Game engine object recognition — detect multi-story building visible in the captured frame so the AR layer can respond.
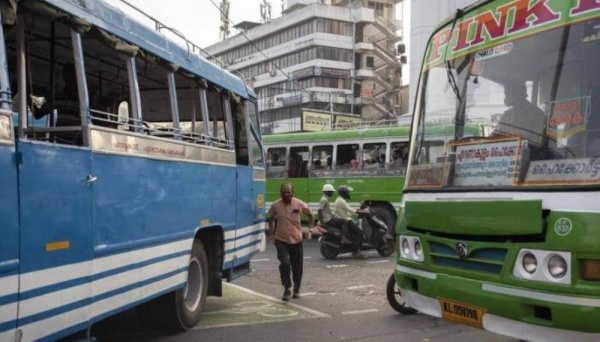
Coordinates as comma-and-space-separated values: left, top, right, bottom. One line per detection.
204, 0, 405, 134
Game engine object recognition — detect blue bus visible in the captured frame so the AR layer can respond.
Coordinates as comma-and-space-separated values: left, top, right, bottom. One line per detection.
0, 0, 266, 340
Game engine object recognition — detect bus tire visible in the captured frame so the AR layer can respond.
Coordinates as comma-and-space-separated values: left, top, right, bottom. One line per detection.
159, 239, 209, 331
320, 243, 339, 259
386, 274, 417, 315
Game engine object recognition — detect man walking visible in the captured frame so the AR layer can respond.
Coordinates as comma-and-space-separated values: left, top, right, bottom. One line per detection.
267, 183, 314, 301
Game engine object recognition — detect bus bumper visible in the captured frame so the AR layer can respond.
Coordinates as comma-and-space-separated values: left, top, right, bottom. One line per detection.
395, 264, 600, 341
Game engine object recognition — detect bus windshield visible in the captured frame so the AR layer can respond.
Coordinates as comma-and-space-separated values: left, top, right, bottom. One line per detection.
409, 10, 600, 190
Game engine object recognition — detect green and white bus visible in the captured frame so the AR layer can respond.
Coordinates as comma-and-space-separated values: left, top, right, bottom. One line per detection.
394, 0, 600, 340
264, 126, 412, 227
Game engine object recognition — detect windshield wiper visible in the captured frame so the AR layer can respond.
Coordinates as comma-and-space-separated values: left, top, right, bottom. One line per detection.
444, 8, 464, 104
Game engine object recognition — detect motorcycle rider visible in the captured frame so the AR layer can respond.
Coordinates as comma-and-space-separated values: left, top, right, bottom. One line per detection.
334, 186, 366, 258
318, 183, 350, 243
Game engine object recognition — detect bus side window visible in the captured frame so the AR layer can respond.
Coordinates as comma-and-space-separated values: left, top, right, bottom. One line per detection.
312, 145, 333, 170
289, 146, 308, 178
337, 143, 358, 168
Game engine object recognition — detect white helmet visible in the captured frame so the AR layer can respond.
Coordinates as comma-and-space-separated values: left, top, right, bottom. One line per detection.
322, 183, 335, 192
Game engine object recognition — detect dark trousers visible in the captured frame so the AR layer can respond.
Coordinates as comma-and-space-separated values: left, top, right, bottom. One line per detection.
274, 240, 303, 291
326, 218, 363, 251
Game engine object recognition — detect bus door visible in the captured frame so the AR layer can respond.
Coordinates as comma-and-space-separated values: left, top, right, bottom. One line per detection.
16, 141, 94, 330
0, 109, 19, 338
232, 99, 257, 272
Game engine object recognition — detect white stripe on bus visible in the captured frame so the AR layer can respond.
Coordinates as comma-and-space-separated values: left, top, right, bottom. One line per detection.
0, 302, 17, 325
403, 192, 600, 212
20, 239, 191, 292
21, 273, 185, 341
0, 274, 17, 297
224, 243, 262, 263
0, 329, 16, 342
224, 233, 264, 251
19, 255, 189, 319
224, 222, 265, 240
483, 284, 600, 307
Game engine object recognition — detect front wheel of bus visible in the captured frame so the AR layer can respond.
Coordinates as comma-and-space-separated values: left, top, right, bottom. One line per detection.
386, 274, 417, 315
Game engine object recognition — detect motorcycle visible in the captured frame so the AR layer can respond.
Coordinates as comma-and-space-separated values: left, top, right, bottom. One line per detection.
316, 203, 395, 259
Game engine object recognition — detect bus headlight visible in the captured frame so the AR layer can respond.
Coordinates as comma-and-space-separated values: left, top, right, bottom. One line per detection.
513, 249, 571, 284
414, 240, 422, 257
548, 255, 567, 278
522, 253, 537, 274
401, 238, 410, 256
398, 235, 424, 262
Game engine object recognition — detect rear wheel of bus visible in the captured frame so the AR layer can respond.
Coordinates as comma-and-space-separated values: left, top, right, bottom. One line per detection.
138, 239, 208, 331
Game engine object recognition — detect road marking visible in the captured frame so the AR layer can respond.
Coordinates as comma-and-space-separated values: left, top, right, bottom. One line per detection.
342, 309, 379, 315
299, 292, 316, 297
226, 282, 330, 318
367, 260, 390, 264
326, 264, 348, 268
346, 284, 375, 290
252, 258, 270, 262
303, 256, 312, 259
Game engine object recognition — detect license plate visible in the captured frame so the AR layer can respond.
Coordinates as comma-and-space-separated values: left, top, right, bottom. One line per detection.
438, 298, 486, 328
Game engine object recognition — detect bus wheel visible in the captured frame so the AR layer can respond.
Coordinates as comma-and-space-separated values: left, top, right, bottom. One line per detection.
160, 239, 209, 331
320, 243, 339, 259
386, 274, 417, 314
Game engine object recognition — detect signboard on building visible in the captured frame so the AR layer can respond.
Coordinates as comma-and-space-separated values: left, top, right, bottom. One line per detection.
302, 111, 331, 131
334, 115, 361, 130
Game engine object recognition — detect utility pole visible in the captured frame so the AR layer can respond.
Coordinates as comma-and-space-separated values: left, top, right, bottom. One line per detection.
219, 0, 230, 40
260, 0, 272, 23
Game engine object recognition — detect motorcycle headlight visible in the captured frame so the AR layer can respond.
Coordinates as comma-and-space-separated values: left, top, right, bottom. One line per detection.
522, 253, 537, 274
548, 255, 567, 278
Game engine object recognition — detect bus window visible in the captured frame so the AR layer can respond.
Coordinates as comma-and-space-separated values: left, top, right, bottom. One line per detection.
267, 147, 286, 167
337, 143, 359, 168
289, 146, 309, 178
390, 142, 409, 167
363, 143, 385, 168
312, 145, 333, 169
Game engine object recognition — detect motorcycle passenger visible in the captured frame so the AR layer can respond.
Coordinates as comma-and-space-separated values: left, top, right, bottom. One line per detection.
318, 183, 349, 242
334, 186, 366, 258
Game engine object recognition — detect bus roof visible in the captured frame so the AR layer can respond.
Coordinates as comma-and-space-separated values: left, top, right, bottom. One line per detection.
262, 126, 412, 145
263, 123, 484, 145
42, 0, 251, 99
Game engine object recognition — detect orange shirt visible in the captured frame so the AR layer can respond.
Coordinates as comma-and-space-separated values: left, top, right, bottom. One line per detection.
268, 197, 311, 244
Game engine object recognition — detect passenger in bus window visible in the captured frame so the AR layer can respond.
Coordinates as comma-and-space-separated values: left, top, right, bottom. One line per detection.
379, 154, 386, 167
392, 150, 403, 166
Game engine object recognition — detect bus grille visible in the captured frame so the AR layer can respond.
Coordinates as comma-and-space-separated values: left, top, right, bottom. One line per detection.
429, 241, 507, 274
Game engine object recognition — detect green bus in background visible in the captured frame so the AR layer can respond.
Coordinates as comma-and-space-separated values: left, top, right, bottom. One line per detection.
393, 0, 600, 340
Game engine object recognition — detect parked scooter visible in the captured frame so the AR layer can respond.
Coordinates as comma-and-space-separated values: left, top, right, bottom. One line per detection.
316, 203, 395, 259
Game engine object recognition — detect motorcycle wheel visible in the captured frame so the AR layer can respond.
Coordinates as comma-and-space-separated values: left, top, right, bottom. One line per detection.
386, 273, 417, 314
320, 243, 339, 260
377, 238, 395, 257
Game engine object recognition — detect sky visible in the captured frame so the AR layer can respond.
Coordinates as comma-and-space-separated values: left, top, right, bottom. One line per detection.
106, 0, 409, 84
106, 0, 284, 48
